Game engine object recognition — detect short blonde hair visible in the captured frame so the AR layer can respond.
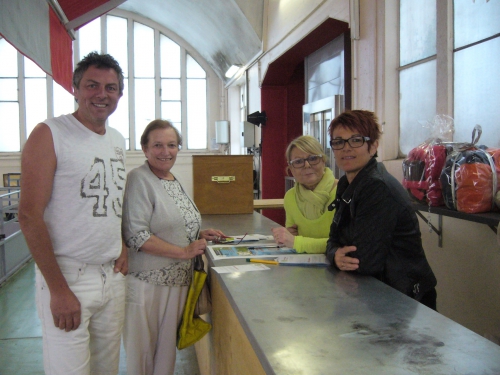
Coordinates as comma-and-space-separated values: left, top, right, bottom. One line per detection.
285, 135, 327, 164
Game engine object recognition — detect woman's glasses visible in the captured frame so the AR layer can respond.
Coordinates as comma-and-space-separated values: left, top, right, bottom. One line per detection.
330, 136, 370, 150
288, 155, 322, 169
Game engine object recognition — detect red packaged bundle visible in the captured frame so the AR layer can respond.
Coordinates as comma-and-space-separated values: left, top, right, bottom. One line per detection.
402, 143, 447, 206
402, 115, 455, 206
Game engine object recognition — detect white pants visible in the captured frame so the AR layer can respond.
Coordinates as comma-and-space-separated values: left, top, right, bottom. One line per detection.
35, 259, 126, 375
123, 276, 188, 375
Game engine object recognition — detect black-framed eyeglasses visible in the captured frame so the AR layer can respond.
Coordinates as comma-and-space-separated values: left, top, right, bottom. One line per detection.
330, 136, 370, 150
288, 155, 322, 169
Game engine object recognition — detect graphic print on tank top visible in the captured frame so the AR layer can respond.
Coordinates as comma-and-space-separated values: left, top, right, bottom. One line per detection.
80, 146, 126, 218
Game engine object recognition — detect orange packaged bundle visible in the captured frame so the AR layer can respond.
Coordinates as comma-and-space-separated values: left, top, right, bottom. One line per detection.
440, 146, 498, 214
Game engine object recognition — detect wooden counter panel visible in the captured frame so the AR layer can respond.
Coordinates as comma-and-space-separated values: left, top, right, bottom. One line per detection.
212, 273, 266, 375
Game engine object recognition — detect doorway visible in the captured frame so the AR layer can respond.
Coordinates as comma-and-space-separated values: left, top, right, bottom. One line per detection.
303, 95, 344, 178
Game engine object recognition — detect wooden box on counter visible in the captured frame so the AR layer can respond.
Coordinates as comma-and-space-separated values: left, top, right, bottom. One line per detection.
193, 155, 254, 214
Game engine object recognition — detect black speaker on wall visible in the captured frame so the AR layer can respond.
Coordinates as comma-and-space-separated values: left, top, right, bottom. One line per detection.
247, 111, 267, 127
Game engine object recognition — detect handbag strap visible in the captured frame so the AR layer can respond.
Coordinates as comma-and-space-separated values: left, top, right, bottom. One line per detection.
191, 228, 205, 271
194, 254, 205, 271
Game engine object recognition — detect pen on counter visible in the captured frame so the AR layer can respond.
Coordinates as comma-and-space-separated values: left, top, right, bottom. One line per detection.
247, 245, 283, 249
235, 232, 248, 245
246, 258, 279, 265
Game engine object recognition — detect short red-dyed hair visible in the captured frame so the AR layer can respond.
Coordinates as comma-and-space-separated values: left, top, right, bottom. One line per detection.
328, 110, 382, 148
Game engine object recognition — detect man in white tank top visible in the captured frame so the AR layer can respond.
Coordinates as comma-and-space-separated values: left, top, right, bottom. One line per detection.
19, 52, 127, 375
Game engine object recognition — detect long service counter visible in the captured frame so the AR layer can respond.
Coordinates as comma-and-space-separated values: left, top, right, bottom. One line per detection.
197, 213, 500, 375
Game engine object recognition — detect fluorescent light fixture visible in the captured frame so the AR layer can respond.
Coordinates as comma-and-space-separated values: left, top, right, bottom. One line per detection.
225, 65, 241, 78
215, 121, 230, 144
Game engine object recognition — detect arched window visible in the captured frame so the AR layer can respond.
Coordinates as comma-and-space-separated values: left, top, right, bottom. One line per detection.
0, 10, 214, 152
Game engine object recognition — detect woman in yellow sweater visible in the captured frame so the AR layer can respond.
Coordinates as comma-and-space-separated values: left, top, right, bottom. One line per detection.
271, 135, 337, 253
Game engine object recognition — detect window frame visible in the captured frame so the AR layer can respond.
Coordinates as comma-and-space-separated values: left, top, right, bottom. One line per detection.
0, 9, 221, 155
398, 0, 500, 156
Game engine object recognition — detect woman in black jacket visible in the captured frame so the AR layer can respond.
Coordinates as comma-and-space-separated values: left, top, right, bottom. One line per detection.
326, 110, 437, 310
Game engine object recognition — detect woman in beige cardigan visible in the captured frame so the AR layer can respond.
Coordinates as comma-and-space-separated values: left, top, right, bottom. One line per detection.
122, 119, 224, 375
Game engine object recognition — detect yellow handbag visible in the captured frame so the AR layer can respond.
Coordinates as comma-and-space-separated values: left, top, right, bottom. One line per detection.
177, 255, 212, 349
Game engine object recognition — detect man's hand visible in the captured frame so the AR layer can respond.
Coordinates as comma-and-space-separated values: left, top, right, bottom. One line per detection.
114, 243, 128, 275
50, 289, 82, 332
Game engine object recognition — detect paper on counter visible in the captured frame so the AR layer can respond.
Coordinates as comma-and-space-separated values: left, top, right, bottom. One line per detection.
276, 254, 328, 265
208, 245, 295, 260
212, 263, 270, 273
215, 234, 273, 244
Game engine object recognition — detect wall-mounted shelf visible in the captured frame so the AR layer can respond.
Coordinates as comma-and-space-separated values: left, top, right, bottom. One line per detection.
413, 202, 500, 247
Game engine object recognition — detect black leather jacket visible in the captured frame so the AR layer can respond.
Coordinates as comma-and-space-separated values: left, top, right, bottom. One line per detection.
326, 158, 437, 301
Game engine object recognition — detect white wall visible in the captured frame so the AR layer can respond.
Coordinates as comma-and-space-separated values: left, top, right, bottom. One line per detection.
243, 0, 500, 343
125, 152, 196, 197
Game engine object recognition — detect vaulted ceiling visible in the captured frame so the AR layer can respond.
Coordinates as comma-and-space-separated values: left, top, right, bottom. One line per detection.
50, 0, 263, 82
117, 0, 264, 82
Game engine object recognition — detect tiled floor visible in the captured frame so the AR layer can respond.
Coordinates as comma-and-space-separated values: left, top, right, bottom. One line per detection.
0, 260, 199, 375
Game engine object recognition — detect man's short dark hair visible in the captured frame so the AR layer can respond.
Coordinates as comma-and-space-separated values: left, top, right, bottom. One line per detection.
73, 52, 125, 94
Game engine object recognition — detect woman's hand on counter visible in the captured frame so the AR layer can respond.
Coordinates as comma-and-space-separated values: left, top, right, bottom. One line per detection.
334, 246, 359, 271
200, 228, 226, 242
271, 226, 295, 248
287, 224, 298, 236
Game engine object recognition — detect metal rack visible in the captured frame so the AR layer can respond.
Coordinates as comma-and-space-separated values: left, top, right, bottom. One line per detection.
1, 187, 31, 285
413, 202, 500, 247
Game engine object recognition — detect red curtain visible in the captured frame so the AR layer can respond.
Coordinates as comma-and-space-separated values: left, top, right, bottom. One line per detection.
49, 7, 73, 93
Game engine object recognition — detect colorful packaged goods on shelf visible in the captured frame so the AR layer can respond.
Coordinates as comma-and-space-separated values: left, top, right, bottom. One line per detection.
440, 147, 499, 214
403, 119, 500, 214
402, 115, 455, 207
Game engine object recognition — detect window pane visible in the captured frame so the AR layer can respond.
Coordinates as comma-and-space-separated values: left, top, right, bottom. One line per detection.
79, 18, 101, 59
454, 38, 500, 148
161, 101, 181, 124
24, 56, 45, 77
309, 54, 343, 102
160, 34, 180, 78
400, 0, 436, 65
107, 15, 129, 77
0, 102, 20, 152
108, 82, 130, 148
161, 79, 180, 101
399, 60, 436, 154
186, 54, 206, 78
25, 78, 47, 136
53, 81, 75, 117
134, 23, 154, 77
187, 79, 207, 149
0, 39, 18, 77
134, 78, 155, 150
0, 79, 18, 101
454, 0, 500, 48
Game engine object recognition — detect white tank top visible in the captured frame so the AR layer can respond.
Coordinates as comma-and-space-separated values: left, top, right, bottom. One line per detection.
44, 114, 126, 264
